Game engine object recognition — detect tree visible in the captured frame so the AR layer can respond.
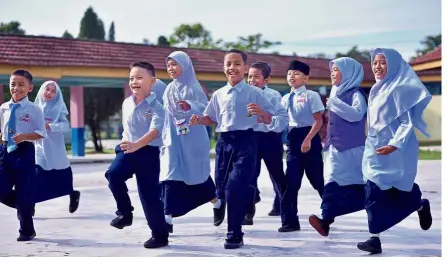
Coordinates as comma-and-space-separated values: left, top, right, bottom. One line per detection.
415, 34, 441, 57
108, 21, 115, 42
0, 21, 26, 35
78, 7, 105, 40
62, 30, 74, 39
83, 87, 123, 152
169, 23, 219, 49
224, 33, 281, 52
335, 45, 371, 62
157, 35, 170, 46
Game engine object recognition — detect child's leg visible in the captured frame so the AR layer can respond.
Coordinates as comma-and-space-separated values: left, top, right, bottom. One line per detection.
0, 144, 14, 206
105, 145, 135, 217
134, 146, 169, 242
304, 135, 324, 198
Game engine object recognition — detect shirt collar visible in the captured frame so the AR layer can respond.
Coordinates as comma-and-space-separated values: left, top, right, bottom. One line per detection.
291, 85, 306, 95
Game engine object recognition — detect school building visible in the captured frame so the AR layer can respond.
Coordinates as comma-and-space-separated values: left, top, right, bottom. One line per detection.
0, 35, 441, 155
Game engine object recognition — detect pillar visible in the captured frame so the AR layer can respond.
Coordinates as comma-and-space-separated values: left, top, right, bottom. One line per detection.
70, 86, 85, 156
0, 85, 4, 104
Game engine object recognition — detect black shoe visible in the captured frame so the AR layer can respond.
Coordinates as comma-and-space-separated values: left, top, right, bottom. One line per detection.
17, 231, 36, 242
166, 223, 173, 233
357, 237, 382, 254
267, 209, 281, 216
418, 198, 432, 231
242, 205, 256, 225
278, 223, 300, 232
213, 201, 226, 226
308, 214, 330, 237
224, 237, 244, 249
69, 191, 81, 213
110, 214, 133, 229
143, 237, 168, 249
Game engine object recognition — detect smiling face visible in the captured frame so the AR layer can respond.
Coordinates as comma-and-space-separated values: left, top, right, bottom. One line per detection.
330, 64, 342, 86
129, 66, 155, 98
9, 75, 33, 102
42, 83, 57, 102
224, 52, 248, 85
166, 58, 183, 79
287, 70, 308, 89
248, 67, 269, 88
373, 54, 387, 80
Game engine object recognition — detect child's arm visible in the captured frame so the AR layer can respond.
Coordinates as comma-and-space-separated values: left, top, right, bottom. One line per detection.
190, 93, 218, 126
48, 115, 70, 133
301, 92, 325, 153
326, 91, 367, 122
265, 93, 289, 132
376, 111, 413, 155
183, 85, 209, 114
12, 107, 47, 143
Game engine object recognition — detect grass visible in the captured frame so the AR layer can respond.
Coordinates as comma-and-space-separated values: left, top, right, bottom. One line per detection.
418, 150, 441, 160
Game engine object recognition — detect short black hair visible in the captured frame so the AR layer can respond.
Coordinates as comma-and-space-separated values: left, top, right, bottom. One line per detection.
130, 62, 156, 77
225, 49, 248, 64
249, 62, 271, 79
11, 69, 33, 84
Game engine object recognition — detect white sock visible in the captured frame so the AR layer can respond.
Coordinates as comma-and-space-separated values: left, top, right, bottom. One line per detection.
165, 215, 173, 225
418, 205, 424, 211
213, 199, 222, 209
370, 233, 380, 238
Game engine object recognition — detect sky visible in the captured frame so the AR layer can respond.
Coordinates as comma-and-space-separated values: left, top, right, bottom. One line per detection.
0, 0, 442, 61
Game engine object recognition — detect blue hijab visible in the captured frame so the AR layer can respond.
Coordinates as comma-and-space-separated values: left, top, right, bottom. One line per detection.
34, 80, 69, 123
368, 48, 431, 136
329, 57, 364, 96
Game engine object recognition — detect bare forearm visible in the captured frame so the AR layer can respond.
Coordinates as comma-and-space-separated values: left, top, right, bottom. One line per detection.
135, 129, 159, 148
305, 119, 323, 141
22, 132, 44, 141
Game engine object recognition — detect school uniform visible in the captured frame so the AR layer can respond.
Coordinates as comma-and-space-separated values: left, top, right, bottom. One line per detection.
204, 79, 276, 249
357, 48, 433, 254
244, 85, 288, 224
0, 96, 46, 240
152, 79, 167, 105
159, 51, 216, 230
308, 58, 367, 236
280, 85, 325, 231
105, 92, 168, 247
32, 82, 80, 211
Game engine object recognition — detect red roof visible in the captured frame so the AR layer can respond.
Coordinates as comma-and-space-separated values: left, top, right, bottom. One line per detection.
0, 34, 375, 81
410, 45, 442, 65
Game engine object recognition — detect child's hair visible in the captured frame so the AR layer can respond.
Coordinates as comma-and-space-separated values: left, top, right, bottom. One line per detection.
130, 62, 156, 77
12, 69, 33, 84
225, 49, 248, 64
250, 62, 271, 79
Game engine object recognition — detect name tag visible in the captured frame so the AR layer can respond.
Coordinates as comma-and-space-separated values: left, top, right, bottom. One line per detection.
296, 94, 307, 103
175, 118, 190, 135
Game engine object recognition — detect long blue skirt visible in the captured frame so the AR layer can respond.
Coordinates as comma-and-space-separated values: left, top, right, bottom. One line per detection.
34, 166, 74, 203
365, 180, 421, 234
160, 175, 216, 217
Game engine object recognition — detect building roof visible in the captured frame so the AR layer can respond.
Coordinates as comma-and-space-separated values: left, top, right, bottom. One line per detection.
0, 34, 375, 81
410, 45, 442, 65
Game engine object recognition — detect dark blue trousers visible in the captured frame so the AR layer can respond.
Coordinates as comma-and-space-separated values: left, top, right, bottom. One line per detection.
215, 129, 257, 240
0, 142, 36, 236
282, 127, 324, 227
251, 131, 285, 212
365, 180, 422, 234
105, 145, 168, 240
320, 182, 365, 222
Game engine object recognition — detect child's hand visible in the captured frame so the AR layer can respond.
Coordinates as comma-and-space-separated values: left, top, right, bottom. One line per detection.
45, 122, 51, 131
177, 101, 191, 111
301, 138, 311, 153
120, 141, 140, 154
376, 145, 397, 155
12, 133, 25, 144
256, 116, 263, 123
247, 103, 265, 116
189, 114, 202, 126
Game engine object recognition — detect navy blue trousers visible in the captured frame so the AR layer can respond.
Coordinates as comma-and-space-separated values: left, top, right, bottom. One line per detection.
34, 166, 74, 203
0, 142, 36, 236
282, 127, 324, 227
105, 145, 168, 240
320, 181, 365, 222
250, 131, 285, 212
365, 180, 422, 234
215, 129, 257, 240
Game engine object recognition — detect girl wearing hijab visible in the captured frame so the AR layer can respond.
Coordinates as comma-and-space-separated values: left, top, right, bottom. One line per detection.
309, 57, 367, 237
357, 48, 433, 254
34, 81, 80, 213
160, 51, 217, 233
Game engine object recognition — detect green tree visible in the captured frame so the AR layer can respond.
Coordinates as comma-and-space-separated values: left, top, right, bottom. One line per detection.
62, 30, 74, 39
157, 35, 170, 46
415, 34, 441, 57
0, 21, 25, 35
335, 45, 371, 61
224, 33, 281, 52
169, 23, 219, 48
108, 21, 115, 42
78, 7, 105, 40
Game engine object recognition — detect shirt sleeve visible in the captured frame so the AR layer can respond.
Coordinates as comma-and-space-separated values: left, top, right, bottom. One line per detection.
388, 111, 414, 149
326, 91, 367, 122
186, 85, 209, 115
149, 101, 165, 132
265, 92, 289, 132
48, 114, 70, 133
309, 92, 325, 114
203, 93, 218, 122
33, 106, 47, 138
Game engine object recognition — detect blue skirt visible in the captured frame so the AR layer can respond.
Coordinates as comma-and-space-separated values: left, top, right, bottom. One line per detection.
160, 175, 216, 217
365, 180, 421, 234
34, 166, 74, 203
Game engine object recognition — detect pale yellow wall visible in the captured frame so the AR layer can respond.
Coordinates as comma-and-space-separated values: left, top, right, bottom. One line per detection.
416, 95, 442, 142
